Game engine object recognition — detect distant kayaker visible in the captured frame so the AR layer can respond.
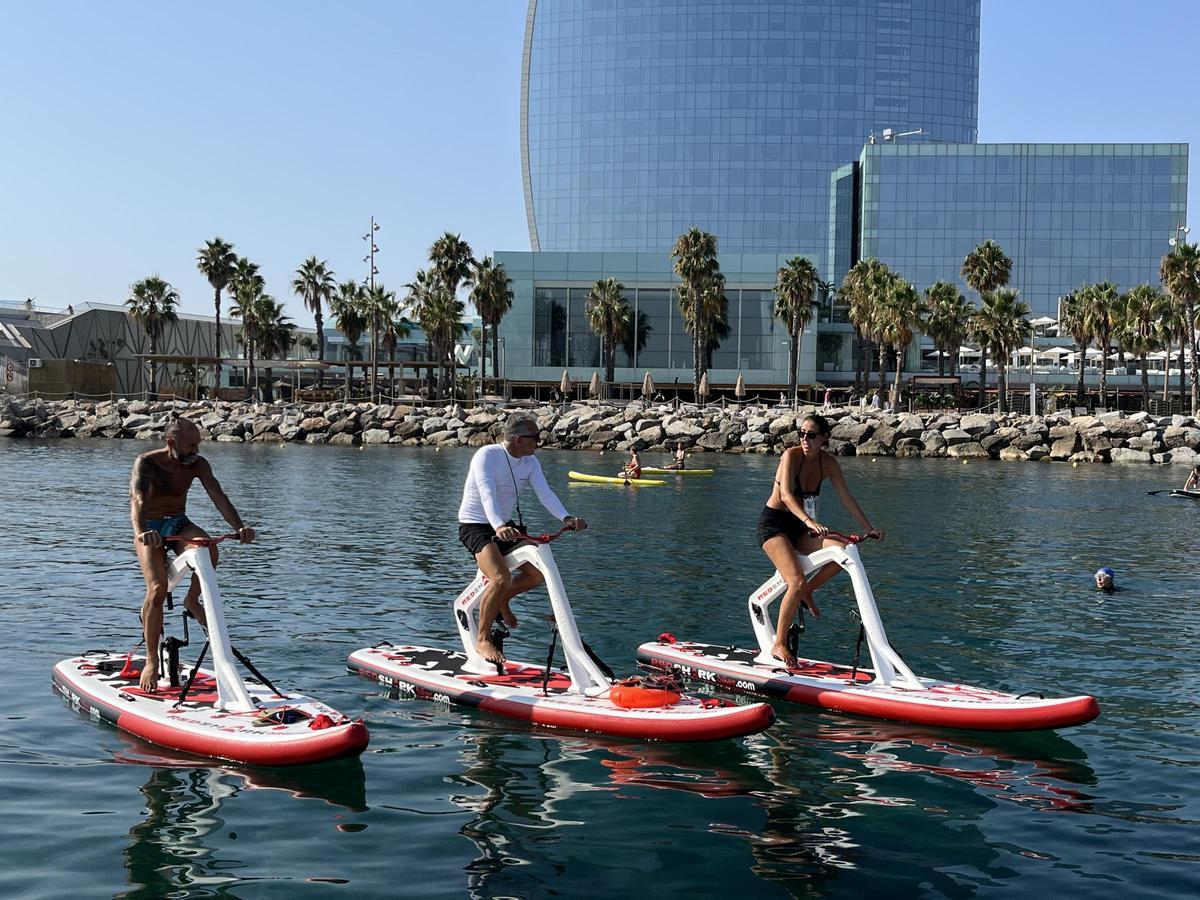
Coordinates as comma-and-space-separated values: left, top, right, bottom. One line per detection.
129, 417, 256, 693
458, 414, 588, 665
621, 448, 642, 480
668, 442, 686, 470
1185, 465, 1200, 491
756, 413, 883, 668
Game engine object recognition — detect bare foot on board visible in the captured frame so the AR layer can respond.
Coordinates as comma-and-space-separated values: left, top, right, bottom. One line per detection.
139, 661, 159, 692
477, 639, 506, 666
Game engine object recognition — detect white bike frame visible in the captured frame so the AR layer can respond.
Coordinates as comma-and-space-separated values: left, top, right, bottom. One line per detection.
166, 546, 256, 712
747, 542, 923, 690
453, 542, 611, 696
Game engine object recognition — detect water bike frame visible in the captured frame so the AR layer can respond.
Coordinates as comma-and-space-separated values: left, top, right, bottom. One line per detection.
749, 533, 923, 691
163, 534, 259, 712
453, 529, 612, 696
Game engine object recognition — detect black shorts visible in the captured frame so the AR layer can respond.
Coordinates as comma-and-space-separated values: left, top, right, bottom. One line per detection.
458, 521, 526, 558
755, 506, 809, 548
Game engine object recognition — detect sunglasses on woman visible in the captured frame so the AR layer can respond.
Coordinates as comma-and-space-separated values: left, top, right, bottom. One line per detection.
799, 430, 825, 441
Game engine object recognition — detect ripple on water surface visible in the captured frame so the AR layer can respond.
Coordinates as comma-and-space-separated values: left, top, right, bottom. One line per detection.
1, 439, 1198, 898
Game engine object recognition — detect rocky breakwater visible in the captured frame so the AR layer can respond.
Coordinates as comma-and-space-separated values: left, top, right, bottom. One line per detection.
2, 395, 1199, 465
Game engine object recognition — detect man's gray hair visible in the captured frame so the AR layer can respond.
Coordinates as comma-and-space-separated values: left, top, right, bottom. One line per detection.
165, 416, 198, 442
503, 414, 538, 441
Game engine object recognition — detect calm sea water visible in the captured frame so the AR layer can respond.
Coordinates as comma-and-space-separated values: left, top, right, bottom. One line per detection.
1, 438, 1198, 898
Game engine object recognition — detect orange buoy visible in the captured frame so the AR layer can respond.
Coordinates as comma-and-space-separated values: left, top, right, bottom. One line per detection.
610, 682, 681, 709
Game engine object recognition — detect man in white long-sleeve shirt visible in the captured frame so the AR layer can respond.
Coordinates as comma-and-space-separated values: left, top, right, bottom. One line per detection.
458, 414, 588, 664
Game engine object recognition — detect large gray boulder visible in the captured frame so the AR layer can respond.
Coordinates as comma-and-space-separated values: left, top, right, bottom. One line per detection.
870, 424, 899, 449
362, 428, 392, 444
895, 414, 925, 438
1049, 434, 1081, 459
946, 441, 989, 459
941, 428, 972, 446
1013, 432, 1048, 452
855, 439, 893, 457
960, 414, 998, 437
831, 421, 873, 443
1109, 447, 1153, 464
1163, 426, 1200, 449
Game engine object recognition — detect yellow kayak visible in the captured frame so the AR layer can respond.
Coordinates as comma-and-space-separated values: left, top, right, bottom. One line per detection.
641, 467, 715, 476
568, 471, 666, 486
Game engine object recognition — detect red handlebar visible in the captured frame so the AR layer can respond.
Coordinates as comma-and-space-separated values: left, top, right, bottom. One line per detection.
166, 533, 242, 547
523, 525, 577, 545
820, 530, 881, 545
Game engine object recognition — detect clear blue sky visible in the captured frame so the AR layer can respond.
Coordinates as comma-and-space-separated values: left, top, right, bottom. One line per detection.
1, 1, 1195, 323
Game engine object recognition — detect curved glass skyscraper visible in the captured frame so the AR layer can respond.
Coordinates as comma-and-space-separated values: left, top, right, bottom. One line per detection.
521, 0, 980, 254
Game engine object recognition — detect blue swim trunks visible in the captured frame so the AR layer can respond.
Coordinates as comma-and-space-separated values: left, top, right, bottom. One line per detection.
146, 515, 193, 549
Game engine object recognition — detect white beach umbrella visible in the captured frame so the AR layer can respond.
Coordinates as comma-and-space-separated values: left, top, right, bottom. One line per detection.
588, 371, 601, 398
1029, 316, 1057, 327
958, 346, 981, 356
698, 373, 710, 397
1037, 346, 1070, 359
734, 371, 746, 399
641, 371, 655, 398
559, 369, 572, 394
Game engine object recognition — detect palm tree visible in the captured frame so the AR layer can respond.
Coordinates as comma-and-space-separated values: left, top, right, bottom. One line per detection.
418, 286, 464, 399
1083, 281, 1119, 409
584, 277, 631, 390
971, 288, 1031, 413
773, 256, 819, 403
1059, 291, 1092, 408
196, 237, 236, 385
843, 258, 890, 390
329, 280, 367, 400
253, 296, 295, 403
923, 281, 972, 376
330, 280, 366, 358
875, 275, 925, 407
1154, 290, 1189, 403
470, 257, 514, 383
1160, 241, 1200, 412
380, 301, 412, 398
404, 268, 440, 395
961, 240, 1014, 406
292, 257, 337, 387
621, 309, 651, 366
671, 228, 725, 394
1117, 284, 1163, 410
125, 275, 180, 397
226, 257, 264, 398
361, 283, 396, 401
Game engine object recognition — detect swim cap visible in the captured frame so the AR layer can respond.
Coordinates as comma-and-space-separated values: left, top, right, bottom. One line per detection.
1095, 567, 1115, 579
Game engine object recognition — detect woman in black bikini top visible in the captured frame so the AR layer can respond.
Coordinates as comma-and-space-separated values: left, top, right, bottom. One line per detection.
755, 413, 884, 668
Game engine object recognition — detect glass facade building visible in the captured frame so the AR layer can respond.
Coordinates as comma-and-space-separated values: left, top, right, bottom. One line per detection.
502, 3, 1188, 389
850, 142, 1190, 317
495, 250, 826, 386
522, 0, 980, 255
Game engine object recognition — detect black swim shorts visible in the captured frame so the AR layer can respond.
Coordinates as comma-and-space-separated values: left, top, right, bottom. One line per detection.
458, 520, 527, 558
755, 506, 809, 548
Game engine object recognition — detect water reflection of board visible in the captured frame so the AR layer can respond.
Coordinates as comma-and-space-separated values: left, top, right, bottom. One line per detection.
636, 639, 1100, 732
348, 643, 774, 741
53, 652, 369, 765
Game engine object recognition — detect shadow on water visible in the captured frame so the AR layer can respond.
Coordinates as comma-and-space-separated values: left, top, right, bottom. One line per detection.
112, 736, 367, 899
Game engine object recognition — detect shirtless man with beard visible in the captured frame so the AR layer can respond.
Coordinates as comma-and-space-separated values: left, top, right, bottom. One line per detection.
129, 418, 255, 691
